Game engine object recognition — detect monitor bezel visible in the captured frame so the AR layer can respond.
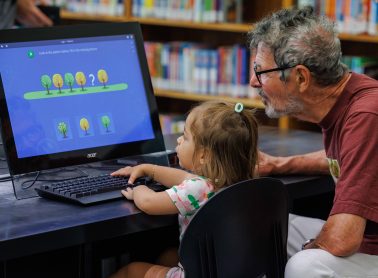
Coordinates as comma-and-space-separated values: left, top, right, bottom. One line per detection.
0, 22, 166, 175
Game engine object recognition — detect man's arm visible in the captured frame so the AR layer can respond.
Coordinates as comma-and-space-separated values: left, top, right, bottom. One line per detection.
16, 0, 52, 27
258, 150, 329, 176
304, 213, 366, 256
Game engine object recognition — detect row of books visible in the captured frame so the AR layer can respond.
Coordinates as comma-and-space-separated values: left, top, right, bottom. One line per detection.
46, 0, 124, 16
342, 55, 378, 78
159, 114, 186, 134
144, 41, 253, 98
298, 0, 378, 35
47, 0, 242, 21
133, 0, 243, 23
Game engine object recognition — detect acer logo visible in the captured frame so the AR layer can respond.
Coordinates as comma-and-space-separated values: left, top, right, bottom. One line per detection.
87, 153, 97, 158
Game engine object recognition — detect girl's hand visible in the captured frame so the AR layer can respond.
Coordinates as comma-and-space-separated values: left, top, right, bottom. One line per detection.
111, 164, 149, 184
121, 187, 134, 200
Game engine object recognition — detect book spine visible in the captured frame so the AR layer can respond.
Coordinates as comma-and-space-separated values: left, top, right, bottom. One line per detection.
368, 0, 378, 34
209, 50, 218, 95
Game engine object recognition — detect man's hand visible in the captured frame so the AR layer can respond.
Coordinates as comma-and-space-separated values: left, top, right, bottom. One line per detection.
16, 0, 53, 27
304, 213, 366, 256
256, 150, 277, 176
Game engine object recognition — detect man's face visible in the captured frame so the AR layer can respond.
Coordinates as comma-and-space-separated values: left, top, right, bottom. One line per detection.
250, 43, 303, 118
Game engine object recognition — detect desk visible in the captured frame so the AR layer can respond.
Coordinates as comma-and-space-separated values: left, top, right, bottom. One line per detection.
0, 126, 334, 276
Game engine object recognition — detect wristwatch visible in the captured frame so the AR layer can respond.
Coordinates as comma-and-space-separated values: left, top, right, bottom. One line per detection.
301, 238, 315, 250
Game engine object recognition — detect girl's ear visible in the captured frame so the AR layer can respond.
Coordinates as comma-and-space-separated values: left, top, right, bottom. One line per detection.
197, 147, 208, 165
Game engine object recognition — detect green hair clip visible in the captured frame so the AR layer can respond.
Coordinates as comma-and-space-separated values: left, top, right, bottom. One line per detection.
234, 102, 243, 113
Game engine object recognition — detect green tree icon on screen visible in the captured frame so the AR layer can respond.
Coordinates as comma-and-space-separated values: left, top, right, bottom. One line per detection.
53, 74, 64, 94
64, 73, 75, 92
41, 75, 52, 95
58, 122, 68, 138
80, 118, 90, 135
97, 69, 108, 88
101, 115, 111, 132
75, 72, 86, 91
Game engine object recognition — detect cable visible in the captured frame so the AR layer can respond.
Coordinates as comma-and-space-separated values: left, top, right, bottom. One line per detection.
3, 260, 6, 278
0, 176, 12, 182
21, 171, 40, 189
21, 167, 89, 190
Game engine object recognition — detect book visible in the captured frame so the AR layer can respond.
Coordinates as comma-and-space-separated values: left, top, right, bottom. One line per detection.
223, 0, 242, 23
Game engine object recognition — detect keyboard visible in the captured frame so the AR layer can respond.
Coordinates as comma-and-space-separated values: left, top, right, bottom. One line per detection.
35, 174, 166, 205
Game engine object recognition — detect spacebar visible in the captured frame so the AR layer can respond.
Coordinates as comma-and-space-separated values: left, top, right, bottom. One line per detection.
78, 190, 124, 205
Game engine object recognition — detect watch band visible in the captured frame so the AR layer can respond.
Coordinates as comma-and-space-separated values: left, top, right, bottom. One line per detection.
301, 238, 315, 250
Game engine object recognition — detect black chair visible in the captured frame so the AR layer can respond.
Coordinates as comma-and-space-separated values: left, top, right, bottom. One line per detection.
179, 177, 288, 278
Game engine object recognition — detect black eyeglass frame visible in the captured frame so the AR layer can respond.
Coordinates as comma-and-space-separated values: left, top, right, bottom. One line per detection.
253, 62, 297, 85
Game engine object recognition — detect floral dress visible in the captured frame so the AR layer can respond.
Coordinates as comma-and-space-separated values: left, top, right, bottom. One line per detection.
165, 176, 215, 278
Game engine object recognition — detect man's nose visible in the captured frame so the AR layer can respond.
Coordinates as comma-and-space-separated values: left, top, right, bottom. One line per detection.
249, 73, 261, 88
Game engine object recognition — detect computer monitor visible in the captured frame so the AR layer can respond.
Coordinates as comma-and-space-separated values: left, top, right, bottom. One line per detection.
0, 22, 165, 176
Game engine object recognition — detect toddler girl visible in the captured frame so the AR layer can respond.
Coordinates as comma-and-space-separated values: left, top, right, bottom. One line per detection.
110, 100, 259, 278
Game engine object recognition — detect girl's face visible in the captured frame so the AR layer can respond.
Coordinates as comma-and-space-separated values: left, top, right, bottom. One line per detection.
175, 114, 199, 172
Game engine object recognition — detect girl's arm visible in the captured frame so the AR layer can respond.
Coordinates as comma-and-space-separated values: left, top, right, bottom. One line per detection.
122, 186, 178, 215
112, 163, 196, 188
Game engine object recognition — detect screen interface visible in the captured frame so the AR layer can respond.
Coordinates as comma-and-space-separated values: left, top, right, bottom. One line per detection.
0, 35, 155, 159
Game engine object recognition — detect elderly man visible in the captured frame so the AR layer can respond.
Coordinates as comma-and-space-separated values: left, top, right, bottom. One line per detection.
248, 6, 378, 277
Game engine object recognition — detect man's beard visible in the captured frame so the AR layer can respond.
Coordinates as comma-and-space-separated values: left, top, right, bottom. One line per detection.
259, 90, 304, 118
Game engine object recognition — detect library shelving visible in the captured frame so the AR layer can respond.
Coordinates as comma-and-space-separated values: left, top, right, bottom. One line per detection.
59, 0, 378, 130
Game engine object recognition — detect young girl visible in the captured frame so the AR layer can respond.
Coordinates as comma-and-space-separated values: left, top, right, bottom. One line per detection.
109, 100, 259, 278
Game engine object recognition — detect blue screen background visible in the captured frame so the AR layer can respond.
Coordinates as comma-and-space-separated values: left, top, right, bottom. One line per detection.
0, 36, 155, 158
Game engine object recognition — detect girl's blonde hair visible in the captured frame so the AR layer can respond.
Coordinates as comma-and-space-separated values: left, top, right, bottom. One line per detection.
189, 101, 258, 190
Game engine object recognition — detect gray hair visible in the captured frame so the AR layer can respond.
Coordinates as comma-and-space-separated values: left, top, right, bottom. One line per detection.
248, 6, 348, 86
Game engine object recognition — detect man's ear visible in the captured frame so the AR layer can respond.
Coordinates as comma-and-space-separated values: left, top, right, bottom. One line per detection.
295, 65, 310, 92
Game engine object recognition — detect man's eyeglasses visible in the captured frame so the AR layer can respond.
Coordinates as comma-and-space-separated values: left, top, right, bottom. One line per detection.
253, 62, 296, 85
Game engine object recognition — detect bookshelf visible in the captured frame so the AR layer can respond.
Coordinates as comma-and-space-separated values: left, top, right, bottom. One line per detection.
61, 11, 251, 32
154, 88, 264, 108
59, 0, 378, 130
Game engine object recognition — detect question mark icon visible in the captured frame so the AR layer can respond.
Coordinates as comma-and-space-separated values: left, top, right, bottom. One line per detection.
89, 74, 95, 86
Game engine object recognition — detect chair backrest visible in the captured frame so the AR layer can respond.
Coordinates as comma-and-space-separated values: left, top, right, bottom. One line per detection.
179, 177, 288, 278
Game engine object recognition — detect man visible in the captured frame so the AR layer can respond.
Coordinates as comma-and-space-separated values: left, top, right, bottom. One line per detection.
248, 6, 378, 277
0, 0, 52, 29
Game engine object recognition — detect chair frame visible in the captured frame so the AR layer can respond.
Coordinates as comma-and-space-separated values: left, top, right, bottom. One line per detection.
179, 177, 288, 278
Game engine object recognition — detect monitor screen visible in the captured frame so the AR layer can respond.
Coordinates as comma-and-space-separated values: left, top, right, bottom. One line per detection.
0, 23, 165, 175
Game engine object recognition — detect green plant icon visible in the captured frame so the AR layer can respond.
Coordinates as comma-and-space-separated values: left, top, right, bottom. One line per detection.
41, 75, 52, 95
101, 115, 111, 132
64, 73, 75, 92
58, 122, 68, 138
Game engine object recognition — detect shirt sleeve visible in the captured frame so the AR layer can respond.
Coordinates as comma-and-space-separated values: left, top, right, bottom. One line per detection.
166, 176, 214, 217
331, 112, 378, 223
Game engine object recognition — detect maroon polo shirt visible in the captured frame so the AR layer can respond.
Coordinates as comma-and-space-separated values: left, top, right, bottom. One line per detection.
319, 72, 378, 255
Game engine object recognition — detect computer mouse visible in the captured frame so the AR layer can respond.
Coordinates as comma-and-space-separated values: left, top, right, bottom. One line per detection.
131, 176, 147, 186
